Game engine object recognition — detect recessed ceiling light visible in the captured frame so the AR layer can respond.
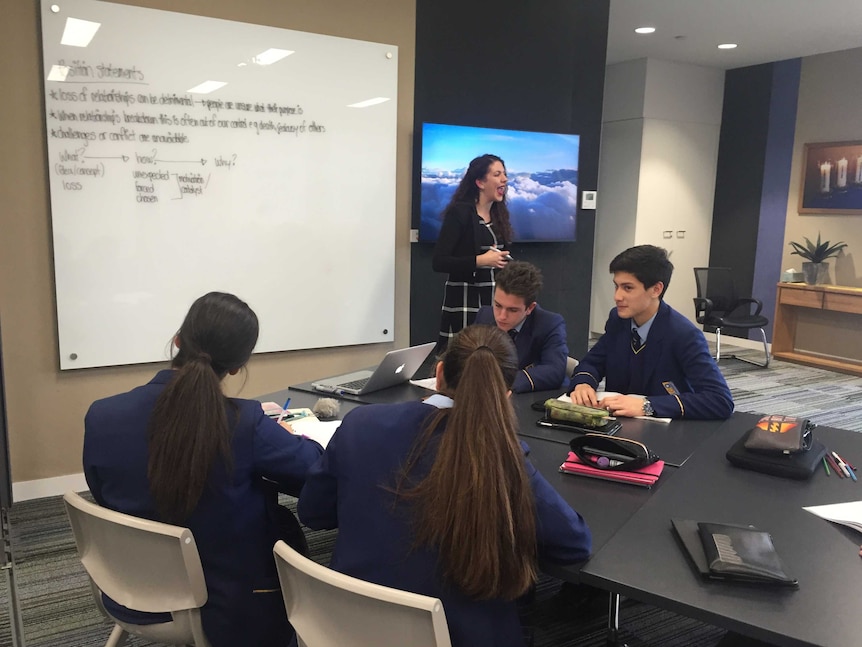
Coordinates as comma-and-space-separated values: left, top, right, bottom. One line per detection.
634, 26, 656, 34
187, 80, 227, 94
347, 97, 390, 108
60, 17, 101, 47
252, 48, 294, 66
718, 43, 738, 50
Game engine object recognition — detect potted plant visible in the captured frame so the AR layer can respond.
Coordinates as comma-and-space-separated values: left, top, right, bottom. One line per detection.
788, 233, 847, 285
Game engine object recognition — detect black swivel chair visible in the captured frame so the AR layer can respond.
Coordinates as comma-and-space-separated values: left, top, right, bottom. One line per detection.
693, 267, 770, 367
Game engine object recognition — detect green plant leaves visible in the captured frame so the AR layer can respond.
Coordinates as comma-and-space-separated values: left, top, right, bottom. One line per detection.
788, 232, 847, 263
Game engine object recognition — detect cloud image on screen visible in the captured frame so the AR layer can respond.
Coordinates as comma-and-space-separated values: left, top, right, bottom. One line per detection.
419, 123, 579, 242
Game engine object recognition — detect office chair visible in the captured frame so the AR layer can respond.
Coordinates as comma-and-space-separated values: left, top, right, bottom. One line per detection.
63, 491, 211, 647
273, 540, 452, 647
566, 356, 579, 377
693, 267, 770, 367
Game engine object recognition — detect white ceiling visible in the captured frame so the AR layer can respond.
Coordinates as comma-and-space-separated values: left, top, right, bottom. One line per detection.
607, 0, 862, 69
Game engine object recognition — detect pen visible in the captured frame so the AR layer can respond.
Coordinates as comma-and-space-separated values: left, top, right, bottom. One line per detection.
835, 451, 857, 482
826, 452, 843, 478
823, 457, 831, 476
832, 451, 852, 479
277, 397, 291, 424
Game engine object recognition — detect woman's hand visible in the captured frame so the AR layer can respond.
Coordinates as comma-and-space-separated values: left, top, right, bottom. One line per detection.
279, 421, 297, 434
476, 248, 510, 269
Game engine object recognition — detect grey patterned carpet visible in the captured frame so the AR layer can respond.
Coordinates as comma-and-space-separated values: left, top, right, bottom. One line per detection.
2, 345, 860, 647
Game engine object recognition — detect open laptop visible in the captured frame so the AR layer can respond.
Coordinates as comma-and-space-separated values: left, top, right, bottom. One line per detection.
311, 342, 436, 395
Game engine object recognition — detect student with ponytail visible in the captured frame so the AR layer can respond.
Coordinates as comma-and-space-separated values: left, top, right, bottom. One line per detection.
83, 292, 323, 647
298, 324, 590, 647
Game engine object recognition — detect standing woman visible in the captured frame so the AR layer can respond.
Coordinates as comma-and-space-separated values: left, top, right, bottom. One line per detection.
83, 292, 323, 647
433, 154, 514, 349
298, 324, 591, 647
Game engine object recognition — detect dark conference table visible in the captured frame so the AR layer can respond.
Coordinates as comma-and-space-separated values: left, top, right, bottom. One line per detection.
264, 382, 861, 646
579, 412, 862, 647
268, 383, 725, 557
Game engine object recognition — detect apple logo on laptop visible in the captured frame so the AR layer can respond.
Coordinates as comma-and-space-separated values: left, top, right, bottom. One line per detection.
395, 363, 405, 374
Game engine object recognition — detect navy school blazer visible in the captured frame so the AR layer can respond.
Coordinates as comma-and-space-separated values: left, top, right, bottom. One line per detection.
570, 301, 734, 420
83, 370, 324, 647
474, 304, 569, 393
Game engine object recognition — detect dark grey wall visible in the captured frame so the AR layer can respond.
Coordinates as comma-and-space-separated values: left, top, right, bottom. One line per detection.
710, 60, 800, 340
409, 0, 610, 359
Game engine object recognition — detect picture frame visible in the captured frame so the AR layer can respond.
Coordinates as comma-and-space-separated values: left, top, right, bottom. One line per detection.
798, 140, 862, 214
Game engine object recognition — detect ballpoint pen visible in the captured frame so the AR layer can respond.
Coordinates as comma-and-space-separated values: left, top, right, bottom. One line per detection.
832, 451, 852, 479
835, 451, 857, 482
277, 397, 291, 424
826, 452, 843, 478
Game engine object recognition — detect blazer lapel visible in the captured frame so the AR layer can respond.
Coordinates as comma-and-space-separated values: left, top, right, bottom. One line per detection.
640, 303, 670, 389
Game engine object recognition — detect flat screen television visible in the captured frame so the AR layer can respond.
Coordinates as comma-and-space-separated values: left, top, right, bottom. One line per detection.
418, 123, 580, 242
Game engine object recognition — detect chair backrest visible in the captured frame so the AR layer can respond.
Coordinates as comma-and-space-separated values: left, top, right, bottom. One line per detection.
63, 491, 208, 614
273, 540, 452, 647
693, 267, 737, 312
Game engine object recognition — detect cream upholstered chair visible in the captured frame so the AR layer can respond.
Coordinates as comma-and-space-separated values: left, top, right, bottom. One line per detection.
63, 491, 211, 647
273, 539, 451, 647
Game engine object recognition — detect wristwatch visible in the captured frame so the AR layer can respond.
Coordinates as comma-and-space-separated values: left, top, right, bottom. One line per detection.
642, 397, 655, 417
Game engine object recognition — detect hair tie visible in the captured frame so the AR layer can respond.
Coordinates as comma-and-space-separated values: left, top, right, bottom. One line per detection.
476, 344, 493, 352
197, 351, 212, 364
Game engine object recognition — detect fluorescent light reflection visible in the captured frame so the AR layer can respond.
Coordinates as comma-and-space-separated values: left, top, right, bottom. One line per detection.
252, 48, 294, 65
47, 65, 70, 82
61, 17, 101, 47
718, 43, 738, 50
634, 26, 656, 34
347, 97, 390, 108
187, 80, 227, 94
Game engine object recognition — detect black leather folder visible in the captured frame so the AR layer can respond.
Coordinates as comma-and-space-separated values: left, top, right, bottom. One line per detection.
671, 518, 798, 587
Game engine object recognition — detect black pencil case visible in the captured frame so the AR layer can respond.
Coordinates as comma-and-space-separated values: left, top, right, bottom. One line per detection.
726, 428, 826, 480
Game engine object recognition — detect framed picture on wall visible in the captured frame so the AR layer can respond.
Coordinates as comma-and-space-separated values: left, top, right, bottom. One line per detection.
799, 140, 862, 214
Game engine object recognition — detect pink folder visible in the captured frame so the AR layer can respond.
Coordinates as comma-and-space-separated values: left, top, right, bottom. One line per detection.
560, 451, 664, 488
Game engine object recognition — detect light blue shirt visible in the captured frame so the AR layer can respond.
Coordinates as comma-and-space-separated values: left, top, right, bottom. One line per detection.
424, 393, 454, 409
632, 311, 658, 345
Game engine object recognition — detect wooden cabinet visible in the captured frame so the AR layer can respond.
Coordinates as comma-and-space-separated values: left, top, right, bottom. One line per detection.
773, 283, 862, 376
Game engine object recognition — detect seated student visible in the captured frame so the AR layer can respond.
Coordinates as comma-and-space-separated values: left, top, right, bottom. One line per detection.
474, 261, 569, 393
298, 324, 591, 647
83, 292, 324, 647
570, 245, 733, 420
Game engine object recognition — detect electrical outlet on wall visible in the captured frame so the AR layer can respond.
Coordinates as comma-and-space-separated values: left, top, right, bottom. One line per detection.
581, 191, 597, 210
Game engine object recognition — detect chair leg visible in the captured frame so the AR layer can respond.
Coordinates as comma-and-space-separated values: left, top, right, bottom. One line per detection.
714, 327, 723, 361
714, 327, 770, 368
105, 624, 128, 647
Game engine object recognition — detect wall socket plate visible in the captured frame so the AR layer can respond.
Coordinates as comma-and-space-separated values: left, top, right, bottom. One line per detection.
581, 191, 597, 210
409, 229, 419, 242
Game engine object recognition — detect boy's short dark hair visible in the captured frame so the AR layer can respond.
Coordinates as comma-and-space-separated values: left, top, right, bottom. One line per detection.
609, 245, 673, 298
495, 261, 543, 306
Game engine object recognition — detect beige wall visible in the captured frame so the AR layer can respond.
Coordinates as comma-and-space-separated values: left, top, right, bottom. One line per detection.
0, 0, 415, 483
783, 47, 862, 287
593, 59, 724, 332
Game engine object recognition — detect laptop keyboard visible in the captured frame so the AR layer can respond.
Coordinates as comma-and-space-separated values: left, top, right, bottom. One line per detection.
338, 376, 371, 390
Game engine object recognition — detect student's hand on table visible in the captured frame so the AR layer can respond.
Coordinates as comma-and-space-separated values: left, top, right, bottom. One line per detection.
598, 393, 645, 418
570, 384, 599, 407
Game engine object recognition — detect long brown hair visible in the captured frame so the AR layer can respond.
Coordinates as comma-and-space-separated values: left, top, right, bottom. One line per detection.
147, 292, 259, 523
445, 154, 513, 244
398, 324, 537, 600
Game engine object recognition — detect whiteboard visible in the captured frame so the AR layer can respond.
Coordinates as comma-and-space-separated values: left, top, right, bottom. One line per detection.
40, 0, 398, 369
